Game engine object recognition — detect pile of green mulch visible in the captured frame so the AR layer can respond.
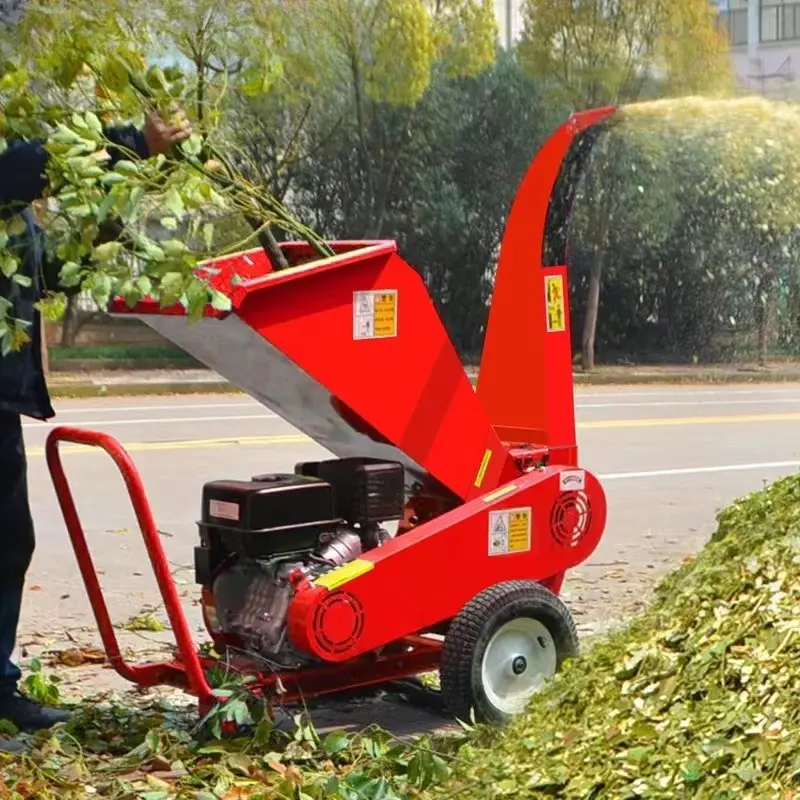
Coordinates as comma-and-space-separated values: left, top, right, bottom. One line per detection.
422, 472, 800, 799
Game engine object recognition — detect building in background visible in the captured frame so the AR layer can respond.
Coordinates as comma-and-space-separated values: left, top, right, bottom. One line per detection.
715, 0, 800, 93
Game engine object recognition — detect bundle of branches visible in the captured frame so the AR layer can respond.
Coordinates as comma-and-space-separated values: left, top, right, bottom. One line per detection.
0, 1, 334, 351
420, 470, 800, 798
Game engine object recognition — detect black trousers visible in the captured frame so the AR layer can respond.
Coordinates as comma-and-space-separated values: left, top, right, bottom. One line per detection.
0, 411, 35, 695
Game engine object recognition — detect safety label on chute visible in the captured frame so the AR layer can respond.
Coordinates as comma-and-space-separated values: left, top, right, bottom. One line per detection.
545, 275, 566, 333
488, 507, 532, 556
353, 290, 398, 339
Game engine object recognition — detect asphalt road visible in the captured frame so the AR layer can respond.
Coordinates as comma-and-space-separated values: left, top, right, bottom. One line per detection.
16, 383, 800, 730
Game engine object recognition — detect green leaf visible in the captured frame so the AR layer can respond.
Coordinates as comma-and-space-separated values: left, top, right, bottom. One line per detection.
124, 186, 146, 220
164, 189, 185, 219
323, 730, 350, 756
136, 238, 165, 263
158, 272, 185, 307
180, 133, 204, 158
733, 760, 761, 785
161, 239, 188, 258
113, 160, 140, 175
211, 291, 233, 311
92, 242, 122, 262
100, 55, 130, 93
90, 273, 113, 307
146, 66, 169, 92
7, 215, 26, 237
136, 275, 153, 297
100, 172, 127, 186
682, 760, 704, 784
203, 222, 214, 250
0, 254, 18, 278
37, 294, 67, 323
12, 273, 32, 288
96, 191, 117, 223
58, 261, 84, 288
160, 217, 178, 231
85, 111, 103, 134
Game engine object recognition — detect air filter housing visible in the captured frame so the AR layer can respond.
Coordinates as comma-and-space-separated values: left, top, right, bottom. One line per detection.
293, 457, 405, 526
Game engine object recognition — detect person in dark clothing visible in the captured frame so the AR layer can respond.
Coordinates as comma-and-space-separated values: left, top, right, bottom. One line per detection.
0, 109, 191, 751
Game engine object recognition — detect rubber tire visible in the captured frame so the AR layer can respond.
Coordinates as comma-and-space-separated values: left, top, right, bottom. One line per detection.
440, 580, 579, 725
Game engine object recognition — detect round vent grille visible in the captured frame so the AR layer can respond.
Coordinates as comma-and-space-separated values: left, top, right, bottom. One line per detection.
312, 591, 365, 656
550, 492, 592, 548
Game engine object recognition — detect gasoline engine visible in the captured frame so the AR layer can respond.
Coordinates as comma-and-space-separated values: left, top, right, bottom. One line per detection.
194, 457, 405, 668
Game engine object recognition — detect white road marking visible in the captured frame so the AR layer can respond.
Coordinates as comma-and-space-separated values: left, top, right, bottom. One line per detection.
575, 386, 800, 400
577, 397, 800, 409
49, 401, 260, 415
22, 413, 277, 429
599, 460, 800, 481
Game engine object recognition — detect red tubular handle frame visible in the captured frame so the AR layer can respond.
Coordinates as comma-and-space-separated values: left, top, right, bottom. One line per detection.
45, 426, 214, 706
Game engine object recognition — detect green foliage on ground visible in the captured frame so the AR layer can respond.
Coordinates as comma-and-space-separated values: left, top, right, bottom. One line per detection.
419, 471, 800, 799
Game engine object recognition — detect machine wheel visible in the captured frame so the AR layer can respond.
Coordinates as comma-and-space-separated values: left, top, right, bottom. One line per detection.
440, 581, 579, 725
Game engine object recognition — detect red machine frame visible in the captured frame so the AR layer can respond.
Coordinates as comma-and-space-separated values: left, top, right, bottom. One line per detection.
45, 106, 616, 715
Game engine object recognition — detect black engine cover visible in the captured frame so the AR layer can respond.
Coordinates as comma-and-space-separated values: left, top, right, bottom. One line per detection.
293, 457, 405, 525
196, 475, 339, 583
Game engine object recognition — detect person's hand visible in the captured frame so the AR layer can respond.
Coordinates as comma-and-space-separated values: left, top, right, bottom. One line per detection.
142, 105, 193, 156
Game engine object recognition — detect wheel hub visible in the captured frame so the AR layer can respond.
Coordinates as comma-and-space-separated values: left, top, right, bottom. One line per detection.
480, 617, 557, 716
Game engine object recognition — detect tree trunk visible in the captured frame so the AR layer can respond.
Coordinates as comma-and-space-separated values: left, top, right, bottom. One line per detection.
756, 271, 777, 367
60, 295, 78, 347
40, 314, 49, 378
581, 252, 603, 371
578, 147, 616, 372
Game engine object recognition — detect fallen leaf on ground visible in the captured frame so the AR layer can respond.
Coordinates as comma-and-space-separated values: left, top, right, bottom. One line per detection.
53, 647, 107, 667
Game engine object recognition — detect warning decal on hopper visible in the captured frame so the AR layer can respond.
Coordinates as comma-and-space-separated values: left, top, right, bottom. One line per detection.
544, 275, 565, 333
488, 507, 532, 556
353, 290, 398, 340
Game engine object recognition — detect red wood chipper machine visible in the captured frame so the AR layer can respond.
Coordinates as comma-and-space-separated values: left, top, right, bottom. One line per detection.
45, 107, 614, 725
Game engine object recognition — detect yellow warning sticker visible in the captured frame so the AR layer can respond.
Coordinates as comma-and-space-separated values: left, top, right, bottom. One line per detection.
488, 507, 532, 556
473, 449, 493, 488
353, 290, 398, 339
545, 275, 566, 333
314, 558, 374, 590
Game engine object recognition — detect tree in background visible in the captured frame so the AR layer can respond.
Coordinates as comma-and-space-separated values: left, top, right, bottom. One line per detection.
568, 97, 800, 365
517, 0, 734, 369
236, 0, 500, 241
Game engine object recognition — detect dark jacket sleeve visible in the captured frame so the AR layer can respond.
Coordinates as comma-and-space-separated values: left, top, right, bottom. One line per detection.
0, 141, 50, 216
0, 125, 150, 217
105, 126, 151, 164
